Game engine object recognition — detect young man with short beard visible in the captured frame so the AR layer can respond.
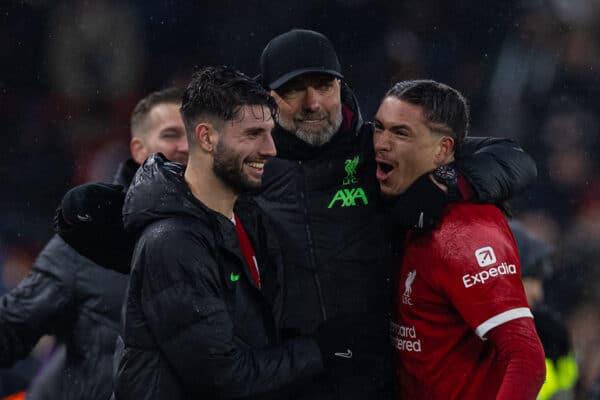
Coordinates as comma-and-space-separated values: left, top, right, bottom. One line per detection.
57, 30, 541, 400
373, 80, 545, 399
112, 66, 376, 399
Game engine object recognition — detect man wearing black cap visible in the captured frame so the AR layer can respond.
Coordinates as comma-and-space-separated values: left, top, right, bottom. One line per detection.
54, 30, 538, 399
256, 29, 538, 399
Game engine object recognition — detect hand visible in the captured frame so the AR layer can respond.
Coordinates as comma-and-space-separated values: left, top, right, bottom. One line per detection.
385, 172, 449, 232
57, 182, 125, 229
53, 183, 133, 274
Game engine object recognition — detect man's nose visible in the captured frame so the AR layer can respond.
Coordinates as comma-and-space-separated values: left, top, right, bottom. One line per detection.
260, 132, 277, 158
373, 130, 391, 152
302, 86, 322, 112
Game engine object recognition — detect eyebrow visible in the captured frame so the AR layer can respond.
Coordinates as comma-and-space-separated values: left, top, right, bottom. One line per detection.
244, 127, 266, 135
373, 119, 412, 131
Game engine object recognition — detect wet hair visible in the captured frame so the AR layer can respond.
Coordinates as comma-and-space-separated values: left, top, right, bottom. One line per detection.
386, 80, 469, 145
130, 86, 184, 138
180, 65, 278, 145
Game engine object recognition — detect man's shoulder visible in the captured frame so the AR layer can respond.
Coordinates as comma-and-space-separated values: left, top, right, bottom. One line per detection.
139, 216, 214, 250
441, 202, 507, 232
427, 203, 514, 267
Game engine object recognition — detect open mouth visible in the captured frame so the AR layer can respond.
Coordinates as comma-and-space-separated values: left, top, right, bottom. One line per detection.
376, 161, 394, 181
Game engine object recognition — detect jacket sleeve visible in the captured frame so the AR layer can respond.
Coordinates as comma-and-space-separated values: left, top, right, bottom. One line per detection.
139, 227, 322, 398
455, 137, 537, 202
0, 235, 76, 366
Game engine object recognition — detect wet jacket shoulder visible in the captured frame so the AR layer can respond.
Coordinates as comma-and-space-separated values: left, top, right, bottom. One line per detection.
455, 137, 537, 202
0, 234, 128, 400
115, 154, 322, 400
0, 161, 134, 400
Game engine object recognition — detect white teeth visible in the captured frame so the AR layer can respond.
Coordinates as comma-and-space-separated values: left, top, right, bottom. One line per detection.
247, 162, 264, 169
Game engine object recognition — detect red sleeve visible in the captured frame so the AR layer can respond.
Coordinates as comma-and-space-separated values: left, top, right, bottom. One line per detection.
487, 318, 546, 400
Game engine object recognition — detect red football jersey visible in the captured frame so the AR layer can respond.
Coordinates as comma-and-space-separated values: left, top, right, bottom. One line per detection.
392, 203, 532, 400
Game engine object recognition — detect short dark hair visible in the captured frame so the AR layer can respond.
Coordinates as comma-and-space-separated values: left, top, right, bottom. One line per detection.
130, 86, 184, 138
386, 80, 469, 144
180, 65, 277, 145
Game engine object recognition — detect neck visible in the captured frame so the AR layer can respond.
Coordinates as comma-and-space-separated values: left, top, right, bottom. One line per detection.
184, 156, 237, 219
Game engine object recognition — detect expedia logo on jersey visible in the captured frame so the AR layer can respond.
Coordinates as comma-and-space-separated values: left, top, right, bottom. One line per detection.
463, 247, 518, 288
327, 155, 369, 208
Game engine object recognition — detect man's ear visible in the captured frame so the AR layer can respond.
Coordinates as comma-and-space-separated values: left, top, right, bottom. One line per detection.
130, 137, 148, 165
195, 123, 217, 153
435, 136, 455, 165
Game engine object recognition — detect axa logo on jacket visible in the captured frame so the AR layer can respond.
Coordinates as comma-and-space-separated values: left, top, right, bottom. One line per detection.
327, 155, 369, 208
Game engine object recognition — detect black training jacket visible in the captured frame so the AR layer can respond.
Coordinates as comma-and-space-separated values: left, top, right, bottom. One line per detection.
113, 154, 322, 400
0, 159, 138, 399
0, 177, 132, 400
255, 83, 538, 399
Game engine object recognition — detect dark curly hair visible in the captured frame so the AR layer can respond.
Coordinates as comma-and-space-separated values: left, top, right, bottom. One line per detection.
180, 65, 278, 146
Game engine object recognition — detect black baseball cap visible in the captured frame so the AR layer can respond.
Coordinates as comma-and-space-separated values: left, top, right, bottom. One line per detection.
260, 29, 344, 90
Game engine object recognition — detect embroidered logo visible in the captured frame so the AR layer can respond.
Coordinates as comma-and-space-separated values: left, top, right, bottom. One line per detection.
328, 155, 368, 208
230, 273, 241, 282
343, 155, 359, 185
402, 270, 416, 305
475, 246, 496, 267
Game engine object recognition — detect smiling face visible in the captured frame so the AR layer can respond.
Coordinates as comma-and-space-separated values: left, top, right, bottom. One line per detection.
212, 104, 277, 192
373, 96, 454, 196
271, 73, 343, 146
131, 102, 189, 164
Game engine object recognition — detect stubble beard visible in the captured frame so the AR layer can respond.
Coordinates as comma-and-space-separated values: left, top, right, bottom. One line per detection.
279, 105, 343, 147
213, 141, 260, 194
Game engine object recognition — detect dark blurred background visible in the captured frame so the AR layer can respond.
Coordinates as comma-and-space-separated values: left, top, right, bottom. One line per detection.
2, 0, 600, 397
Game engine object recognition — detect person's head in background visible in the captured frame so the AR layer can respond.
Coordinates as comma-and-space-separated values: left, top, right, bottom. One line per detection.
260, 29, 344, 146
130, 87, 188, 165
509, 220, 553, 308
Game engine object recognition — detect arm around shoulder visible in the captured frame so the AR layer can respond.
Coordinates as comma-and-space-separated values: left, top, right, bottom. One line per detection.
455, 137, 537, 202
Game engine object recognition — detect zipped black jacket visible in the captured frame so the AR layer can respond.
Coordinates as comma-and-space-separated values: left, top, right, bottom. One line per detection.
113, 154, 322, 399
0, 160, 137, 400
254, 83, 537, 399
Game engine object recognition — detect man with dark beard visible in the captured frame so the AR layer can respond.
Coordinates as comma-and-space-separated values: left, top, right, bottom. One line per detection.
57, 31, 538, 400
112, 66, 376, 399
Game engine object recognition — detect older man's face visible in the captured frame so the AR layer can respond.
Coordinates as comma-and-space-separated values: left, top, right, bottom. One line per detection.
271, 73, 343, 146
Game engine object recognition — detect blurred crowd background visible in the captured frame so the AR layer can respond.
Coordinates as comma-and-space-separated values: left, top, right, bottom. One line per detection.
2, 0, 600, 398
